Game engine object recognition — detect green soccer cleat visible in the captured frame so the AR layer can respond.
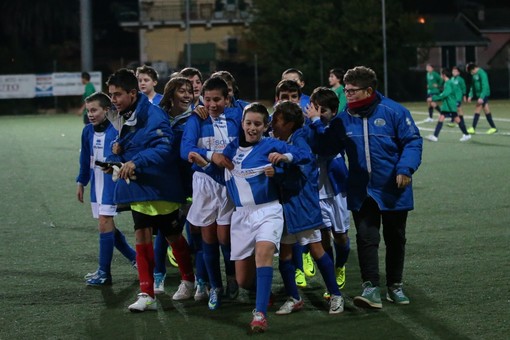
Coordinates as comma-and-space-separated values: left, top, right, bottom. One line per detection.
486, 128, 498, 135
467, 127, 476, 134
167, 246, 179, 268
336, 266, 346, 289
447, 122, 457, 128
302, 252, 316, 277
386, 283, 410, 305
295, 269, 307, 288
353, 281, 382, 309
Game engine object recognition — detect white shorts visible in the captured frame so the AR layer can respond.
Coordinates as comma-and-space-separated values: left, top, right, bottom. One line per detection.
90, 202, 117, 219
230, 201, 284, 261
187, 172, 234, 227
281, 227, 322, 246
320, 194, 350, 234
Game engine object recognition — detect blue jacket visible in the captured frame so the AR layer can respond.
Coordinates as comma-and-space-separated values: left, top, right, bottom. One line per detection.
273, 127, 323, 234
310, 92, 422, 211
107, 94, 184, 205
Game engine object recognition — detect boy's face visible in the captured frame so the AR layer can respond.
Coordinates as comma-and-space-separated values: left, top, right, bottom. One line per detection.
282, 73, 304, 88
108, 85, 137, 113
312, 103, 336, 124
271, 114, 294, 141
137, 73, 157, 95
203, 89, 229, 117
86, 100, 106, 126
172, 84, 193, 114
452, 68, 460, 77
277, 91, 300, 104
426, 65, 433, 73
188, 75, 203, 99
242, 111, 267, 143
329, 73, 340, 87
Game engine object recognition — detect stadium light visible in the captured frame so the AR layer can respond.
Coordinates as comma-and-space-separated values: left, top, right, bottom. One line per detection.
382, 0, 388, 96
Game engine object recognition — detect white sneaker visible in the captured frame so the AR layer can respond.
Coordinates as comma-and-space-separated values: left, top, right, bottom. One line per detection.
194, 279, 209, 301
427, 135, 438, 142
459, 134, 472, 142
84, 270, 99, 280
128, 293, 157, 312
172, 280, 194, 301
329, 294, 344, 314
275, 297, 304, 315
153, 273, 166, 294
424, 117, 434, 123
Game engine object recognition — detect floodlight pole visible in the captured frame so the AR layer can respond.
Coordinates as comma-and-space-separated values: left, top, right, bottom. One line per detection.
382, 0, 388, 96
186, 0, 191, 67
80, 0, 93, 71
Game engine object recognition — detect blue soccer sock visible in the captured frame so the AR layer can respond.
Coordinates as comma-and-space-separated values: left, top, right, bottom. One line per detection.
114, 228, 136, 263
99, 231, 115, 274
220, 243, 235, 277
292, 243, 304, 271
279, 259, 300, 300
316, 253, 341, 296
255, 266, 273, 315
334, 237, 350, 268
191, 232, 208, 282
202, 241, 223, 289
324, 245, 334, 263
153, 230, 168, 275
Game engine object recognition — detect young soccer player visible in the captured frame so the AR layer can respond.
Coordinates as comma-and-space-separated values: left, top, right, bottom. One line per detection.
328, 68, 347, 112
77, 72, 96, 124
426, 68, 471, 142
179, 67, 204, 109
447, 66, 467, 127
466, 62, 497, 134
211, 70, 250, 110
270, 101, 344, 316
105, 68, 189, 312
76, 91, 137, 286
425, 64, 443, 122
136, 65, 163, 105
180, 76, 242, 310
188, 102, 314, 332
282, 68, 310, 108
307, 87, 351, 295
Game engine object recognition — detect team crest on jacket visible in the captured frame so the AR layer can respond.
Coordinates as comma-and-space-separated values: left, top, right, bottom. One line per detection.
374, 118, 386, 127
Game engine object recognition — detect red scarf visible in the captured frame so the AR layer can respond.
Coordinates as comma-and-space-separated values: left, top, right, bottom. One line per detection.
347, 92, 377, 110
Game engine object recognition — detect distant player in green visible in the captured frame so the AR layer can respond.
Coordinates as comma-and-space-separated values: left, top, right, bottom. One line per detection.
328, 68, 347, 112
466, 63, 497, 134
78, 72, 96, 124
425, 64, 443, 122
447, 66, 467, 127
426, 68, 471, 142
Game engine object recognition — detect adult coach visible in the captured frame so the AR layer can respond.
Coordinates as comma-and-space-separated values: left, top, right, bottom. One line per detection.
307, 66, 423, 309
466, 63, 497, 134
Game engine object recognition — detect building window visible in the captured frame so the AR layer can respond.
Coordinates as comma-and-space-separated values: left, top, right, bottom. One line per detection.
465, 46, 476, 64
441, 46, 456, 69
227, 38, 238, 54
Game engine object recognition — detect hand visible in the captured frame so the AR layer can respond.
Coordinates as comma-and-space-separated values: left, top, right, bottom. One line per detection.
112, 142, 123, 155
76, 183, 84, 203
304, 103, 320, 119
477, 98, 484, 105
193, 106, 209, 120
467, 97, 472, 103
118, 161, 136, 180
426, 97, 432, 103
396, 174, 411, 189
463, 96, 467, 103
211, 153, 234, 170
188, 151, 208, 167
264, 165, 275, 177
268, 152, 289, 164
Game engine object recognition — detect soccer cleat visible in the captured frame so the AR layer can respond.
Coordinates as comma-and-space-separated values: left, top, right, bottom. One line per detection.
486, 128, 498, 135
386, 283, 410, 305
302, 252, 316, 277
128, 293, 157, 312
295, 269, 307, 288
84, 269, 99, 280
424, 117, 434, 123
194, 279, 209, 301
275, 297, 304, 315
250, 310, 268, 333
86, 270, 112, 286
167, 246, 179, 268
336, 266, 346, 289
153, 272, 166, 294
447, 122, 457, 128
426, 135, 438, 142
467, 127, 476, 134
459, 134, 472, 142
329, 294, 344, 314
353, 281, 382, 309
208, 287, 223, 310
226, 277, 239, 300
172, 280, 194, 301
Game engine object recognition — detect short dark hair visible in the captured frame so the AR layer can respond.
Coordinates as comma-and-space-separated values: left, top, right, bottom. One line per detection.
343, 66, 378, 91
329, 68, 346, 84
282, 68, 304, 81
202, 76, 229, 98
85, 91, 111, 108
272, 101, 305, 133
179, 67, 203, 82
466, 62, 477, 73
211, 70, 240, 99
441, 68, 452, 79
243, 102, 270, 125
275, 79, 302, 99
106, 68, 138, 92
310, 87, 339, 113
136, 65, 159, 81
81, 72, 91, 81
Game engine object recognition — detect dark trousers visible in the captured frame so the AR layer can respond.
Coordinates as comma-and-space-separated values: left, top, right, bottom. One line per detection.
352, 197, 408, 287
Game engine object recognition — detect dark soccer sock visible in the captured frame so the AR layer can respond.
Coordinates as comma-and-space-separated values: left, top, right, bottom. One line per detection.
99, 231, 115, 274
485, 113, 496, 128
191, 233, 208, 282
279, 259, 300, 300
434, 121, 444, 137
153, 230, 168, 275
114, 228, 136, 263
428, 107, 433, 118
292, 243, 304, 271
136, 243, 155, 297
324, 244, 334, 263
459, 115, 465, 125
220, 243, 235, 277
255, 266, 273, 315
333, 237, 350, 268
171, 235, 194, 282
472, 113, 480, 128
458, 119, 469, 134
202, 241, 223, 289
316, 253, 341, 296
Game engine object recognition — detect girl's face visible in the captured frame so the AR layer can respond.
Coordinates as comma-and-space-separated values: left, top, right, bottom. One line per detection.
203, 89, 229, 117
137, 73, 157, 96
242, 111, 267, 143
171, 84, 193, 115
271, 114, 294, 141
86, 100, 107, 126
